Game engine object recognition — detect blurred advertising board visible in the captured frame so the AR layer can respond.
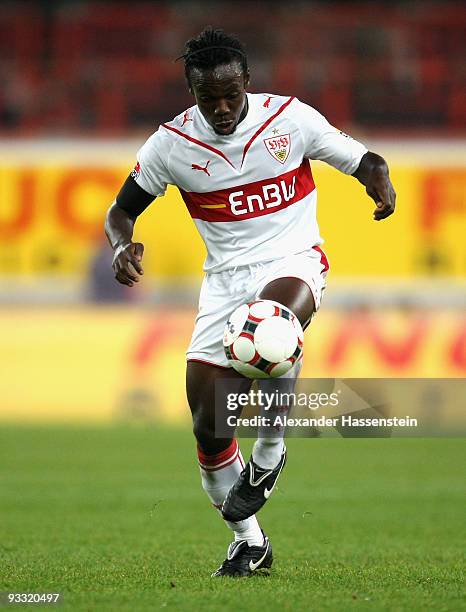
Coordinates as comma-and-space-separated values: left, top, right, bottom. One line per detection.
0, 142, 465, 279
1, 307, 464, 423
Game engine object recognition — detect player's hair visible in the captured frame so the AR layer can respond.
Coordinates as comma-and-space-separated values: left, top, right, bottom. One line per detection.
179, 27, 248, 82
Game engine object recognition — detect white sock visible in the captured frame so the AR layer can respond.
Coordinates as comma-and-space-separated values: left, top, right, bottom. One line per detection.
252, 359, 302, 469
198, 439, 264, 547
252, 437, 285, 470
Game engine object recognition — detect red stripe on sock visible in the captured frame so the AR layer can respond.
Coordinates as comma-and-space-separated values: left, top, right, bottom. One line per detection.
200, 450, 239, 472
197, 439, 238, 468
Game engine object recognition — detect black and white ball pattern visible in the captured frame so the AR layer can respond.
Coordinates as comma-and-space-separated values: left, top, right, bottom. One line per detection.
223, 300, 304, 378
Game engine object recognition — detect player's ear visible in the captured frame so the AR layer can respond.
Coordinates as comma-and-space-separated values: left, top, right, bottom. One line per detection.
185, 72, 194, 95
243, 70, 250, 89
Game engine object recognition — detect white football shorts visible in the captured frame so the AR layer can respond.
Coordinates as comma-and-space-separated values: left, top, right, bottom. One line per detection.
186, 246, 329, 368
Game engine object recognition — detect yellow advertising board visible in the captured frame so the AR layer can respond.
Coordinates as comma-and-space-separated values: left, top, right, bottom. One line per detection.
1, 307, 464, 423
0, 154, 464, 279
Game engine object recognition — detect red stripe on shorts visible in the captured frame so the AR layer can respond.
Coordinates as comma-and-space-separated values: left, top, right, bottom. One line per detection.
313, 245, 329, 273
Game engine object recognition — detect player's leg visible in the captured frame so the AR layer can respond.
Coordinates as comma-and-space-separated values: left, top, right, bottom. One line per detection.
258, 276, 316, 330
252, 276, 313, 464
222, 277, 315, 522
186, 360, 271, 576
251, 357, 303, 466
187, 360, 247, 456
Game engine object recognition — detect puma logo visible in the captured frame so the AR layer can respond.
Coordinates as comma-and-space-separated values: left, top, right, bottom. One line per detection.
191, 160, 211, 176
181, 111, 193, 127
263, 95, 274, 108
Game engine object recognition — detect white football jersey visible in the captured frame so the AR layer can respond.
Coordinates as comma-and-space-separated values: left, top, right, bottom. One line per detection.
133, 93, 367, 272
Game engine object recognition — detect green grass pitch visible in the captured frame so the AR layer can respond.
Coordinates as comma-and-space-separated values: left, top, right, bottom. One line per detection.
0, 426, 464, 611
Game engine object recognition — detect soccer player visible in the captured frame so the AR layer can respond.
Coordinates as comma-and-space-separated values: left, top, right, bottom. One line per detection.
104, 27, 396, 577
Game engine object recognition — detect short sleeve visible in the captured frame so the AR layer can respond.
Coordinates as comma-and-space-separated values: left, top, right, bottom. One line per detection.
294, 99, 368, 174
132, 128, 173, 197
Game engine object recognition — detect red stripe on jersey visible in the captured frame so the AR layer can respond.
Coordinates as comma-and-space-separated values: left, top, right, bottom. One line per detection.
161, 123, 235, 168
179, 160, 315, 222
241, 96, 295, 167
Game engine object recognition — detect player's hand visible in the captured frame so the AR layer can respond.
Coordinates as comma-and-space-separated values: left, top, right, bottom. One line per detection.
365, 167, 396, 221
353, 152, 396, 221
112, 242, 144, 287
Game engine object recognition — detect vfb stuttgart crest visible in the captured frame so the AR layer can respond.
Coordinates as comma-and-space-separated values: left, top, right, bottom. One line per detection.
263, 133, 291, 164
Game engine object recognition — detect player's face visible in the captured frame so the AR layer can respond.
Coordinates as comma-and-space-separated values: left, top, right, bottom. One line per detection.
189, 62, 250, 136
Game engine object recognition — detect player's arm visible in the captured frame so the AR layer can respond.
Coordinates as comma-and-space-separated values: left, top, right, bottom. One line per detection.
104, 176, 154, 287
352, 151, 396, 221
296, 99, 396, 221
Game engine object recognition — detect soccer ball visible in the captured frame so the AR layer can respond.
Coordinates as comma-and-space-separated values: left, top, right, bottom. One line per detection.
223, 300, 304, 378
